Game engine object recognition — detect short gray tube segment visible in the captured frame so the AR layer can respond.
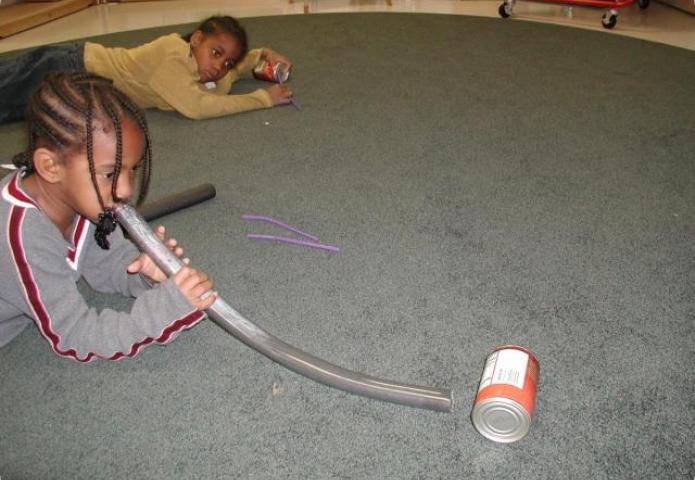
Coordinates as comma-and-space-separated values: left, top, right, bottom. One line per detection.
137, 183, 216, 222
114, 203, 453, 412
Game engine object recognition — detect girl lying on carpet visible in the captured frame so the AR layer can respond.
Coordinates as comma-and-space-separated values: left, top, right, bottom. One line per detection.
0, 72, 216, 360
0, 15, 294, 124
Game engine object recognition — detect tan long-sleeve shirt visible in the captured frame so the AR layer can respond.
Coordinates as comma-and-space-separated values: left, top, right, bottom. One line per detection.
84, 33, 273, 120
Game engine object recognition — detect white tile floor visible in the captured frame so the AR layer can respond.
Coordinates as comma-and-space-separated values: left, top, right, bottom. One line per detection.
0, 0, 693, 54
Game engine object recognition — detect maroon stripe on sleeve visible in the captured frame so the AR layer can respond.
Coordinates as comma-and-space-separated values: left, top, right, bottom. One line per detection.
8, 204, 206, 362
108, 310, 206, 360
8, 205, 72, 358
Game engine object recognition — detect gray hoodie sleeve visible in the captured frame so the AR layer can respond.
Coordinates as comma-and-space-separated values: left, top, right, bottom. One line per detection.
79, 225, 153, 297
7, 210, 206, 361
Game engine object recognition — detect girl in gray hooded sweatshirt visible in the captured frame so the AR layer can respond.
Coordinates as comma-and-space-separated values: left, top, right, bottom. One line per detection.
0, 71, 216, 361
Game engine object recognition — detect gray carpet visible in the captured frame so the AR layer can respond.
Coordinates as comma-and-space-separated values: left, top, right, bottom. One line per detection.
1, 12, 694, 479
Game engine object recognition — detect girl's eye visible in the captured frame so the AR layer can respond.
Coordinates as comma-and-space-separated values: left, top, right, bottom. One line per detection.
224, 60, 234, 70
212, 48, 220, 57
103, 172, 115, 180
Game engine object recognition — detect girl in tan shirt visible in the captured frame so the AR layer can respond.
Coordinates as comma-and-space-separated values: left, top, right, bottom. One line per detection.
0, 15, 295, 124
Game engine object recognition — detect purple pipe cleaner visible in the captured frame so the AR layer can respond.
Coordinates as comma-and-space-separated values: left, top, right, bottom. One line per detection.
246, 234, 339, 253
242, 214, 319, 241
275, 68, 302, 111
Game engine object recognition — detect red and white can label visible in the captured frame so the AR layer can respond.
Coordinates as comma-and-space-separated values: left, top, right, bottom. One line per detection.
478, 348, 529, 391
253, 60, 290, 83
475, 346, 539, 417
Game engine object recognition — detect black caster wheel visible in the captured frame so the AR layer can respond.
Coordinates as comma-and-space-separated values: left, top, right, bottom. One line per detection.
637, 0, 650, 9
499, 3, 512, 18
601, 12, 617, 29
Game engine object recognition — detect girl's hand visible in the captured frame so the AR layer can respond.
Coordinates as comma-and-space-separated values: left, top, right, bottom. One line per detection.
266, 84, 293, 106
262, 48, 293, 70
172, 263, 216, 311
127, 225, 183, 284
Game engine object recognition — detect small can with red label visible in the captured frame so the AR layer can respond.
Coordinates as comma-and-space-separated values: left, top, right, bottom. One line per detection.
471, 345, 540, 443
253, 60, 290, 83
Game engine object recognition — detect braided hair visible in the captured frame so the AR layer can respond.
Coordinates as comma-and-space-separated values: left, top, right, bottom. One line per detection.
182, 15, 249, 61
13, 71, 153, 249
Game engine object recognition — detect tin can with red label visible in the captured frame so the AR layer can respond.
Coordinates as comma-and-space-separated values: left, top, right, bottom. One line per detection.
253, 60, 290, 83
471, 345, 540, 443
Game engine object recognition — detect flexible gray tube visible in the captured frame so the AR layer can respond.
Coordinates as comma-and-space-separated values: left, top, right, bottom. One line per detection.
114, 203, 453, 412
137, 183, 216, 222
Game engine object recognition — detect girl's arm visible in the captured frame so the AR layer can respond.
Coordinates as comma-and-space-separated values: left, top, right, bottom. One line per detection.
7, 212, 206, 361
80, 224, 156, 297
150, 75, 274, 120
148, 49, 273, 119
81, 224, 188, 296
229, 47, 264, 77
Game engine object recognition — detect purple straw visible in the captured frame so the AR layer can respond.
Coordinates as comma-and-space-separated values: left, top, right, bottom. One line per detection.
288, 97, 302, 111
242, 214, 319, 241
247, 234, 339, 253
276, 68, 302, 111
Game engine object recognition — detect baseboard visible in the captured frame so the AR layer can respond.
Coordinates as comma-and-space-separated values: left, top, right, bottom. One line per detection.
0, 0, 93, 38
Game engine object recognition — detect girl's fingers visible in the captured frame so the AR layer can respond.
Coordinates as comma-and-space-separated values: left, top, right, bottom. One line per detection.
180, 269, 210, 291
197, 279, 214, 293
198, 292, 217, 310
127, 256, 143, 273
172, 266, 187, 286
164, 238, 185, 257
160, 230, 183, 255
173, 266, 215, 310
190, 284, 214, 302
173, 265, 196, 287
187, 280, 215, 309
178, 270, 198, 290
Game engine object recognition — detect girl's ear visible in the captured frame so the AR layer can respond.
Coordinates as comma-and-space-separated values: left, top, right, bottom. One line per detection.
190, 30, 204, 48
32, 148, 65, 184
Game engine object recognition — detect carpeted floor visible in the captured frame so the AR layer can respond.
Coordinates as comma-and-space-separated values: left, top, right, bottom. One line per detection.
0, 12, 693, 479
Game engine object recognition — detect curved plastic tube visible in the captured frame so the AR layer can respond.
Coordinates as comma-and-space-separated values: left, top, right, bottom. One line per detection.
113, 204, 452, 412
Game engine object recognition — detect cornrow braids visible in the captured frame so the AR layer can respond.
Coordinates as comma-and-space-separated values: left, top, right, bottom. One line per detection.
81, 83, 115, 250
99, 94, 124, 206
16, 71, 153, 249
112, 90, 153, 206
50, 78, 87, 115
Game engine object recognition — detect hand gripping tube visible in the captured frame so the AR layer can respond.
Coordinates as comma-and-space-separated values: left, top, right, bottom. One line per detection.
114, 204, 453, 412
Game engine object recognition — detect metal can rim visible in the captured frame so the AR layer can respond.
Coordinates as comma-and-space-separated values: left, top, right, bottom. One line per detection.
471, 396, 532, 443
